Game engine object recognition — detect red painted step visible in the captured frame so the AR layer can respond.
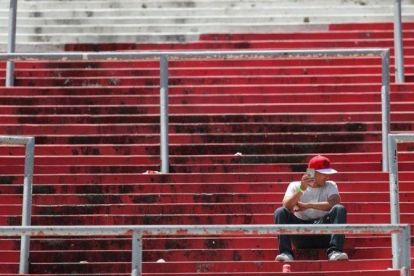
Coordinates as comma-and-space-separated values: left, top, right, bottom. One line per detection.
0, 236, 406, 255
0, 272, 403, 276
2, 180, 413, 195
1, 213, 410, 225
4, 66, 397, 78
23, 247, 411, 262
0, 141, 402, 156
145, 272, 401, 276
1, 75, 402, 87
27, 259, 403, 274
0, 151, 411, 166
0, 132, 381, 146
14, 191, 411, 205
63, 40, 410, 52
329, 22, 414, 31
0, 121, 412, 136
0, 202, 401, 216
1, 112, 413, 124
0, 160, 399, 174
1, 103, 413, 115
200, 31, 414, 41
0, 171, 406, 185
2, 83, 411, 96
0, 236, 402, 251
0, 92, 411, 106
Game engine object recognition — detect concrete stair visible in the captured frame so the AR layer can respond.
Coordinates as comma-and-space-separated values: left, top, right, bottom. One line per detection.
1, 0, 414, 51
1, 21, 414, 274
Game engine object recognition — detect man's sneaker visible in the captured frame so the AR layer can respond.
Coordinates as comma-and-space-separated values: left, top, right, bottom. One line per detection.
275, 252, 294, 261
328, 251, 348, 261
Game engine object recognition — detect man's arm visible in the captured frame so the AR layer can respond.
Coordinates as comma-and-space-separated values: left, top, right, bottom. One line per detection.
282, 174, 314, 210
296, 194, 340, 211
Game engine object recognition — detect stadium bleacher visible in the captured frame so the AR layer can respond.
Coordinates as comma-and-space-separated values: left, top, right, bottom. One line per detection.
0, 0, 414, 275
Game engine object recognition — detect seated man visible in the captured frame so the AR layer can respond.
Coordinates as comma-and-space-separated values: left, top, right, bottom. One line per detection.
274, 155, 348, 261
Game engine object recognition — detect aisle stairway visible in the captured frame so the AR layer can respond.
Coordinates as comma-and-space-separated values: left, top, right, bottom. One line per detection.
0, 23, 414, 274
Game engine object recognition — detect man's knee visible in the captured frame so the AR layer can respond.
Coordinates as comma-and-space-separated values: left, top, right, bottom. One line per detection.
331, 204, 347, 214
330, 204, 347, 223
274, 207, 290, 224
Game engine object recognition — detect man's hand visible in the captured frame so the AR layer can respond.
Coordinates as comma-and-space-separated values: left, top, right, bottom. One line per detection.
296, 201, 309, 211
300, 174, 315, 191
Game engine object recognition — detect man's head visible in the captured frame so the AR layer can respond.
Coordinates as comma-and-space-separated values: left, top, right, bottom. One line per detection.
308, 155, 337, 187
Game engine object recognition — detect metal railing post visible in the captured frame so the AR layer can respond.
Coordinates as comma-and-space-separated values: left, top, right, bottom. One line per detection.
159, 55, 169, 173
387, 134, 414, 271
131, 230, 142, 276
19, 137, 35, 274
401, 225, 411, 275
6, 0, 18, 87
381, 50, 391, 172
394, 0, 405, 83
388, 135, 400, 269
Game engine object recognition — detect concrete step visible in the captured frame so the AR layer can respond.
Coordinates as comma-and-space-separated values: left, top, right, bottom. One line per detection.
201, 30, 414, 41
0, 112, 412, 124
4, 22, 414, 35
16, 202, 414, 215
0, 103, 410, 115
2, 213, 414, 225
6, 161, 412, 174
1, 171, 406, 184
1, 74, 406, 87
7, 192, 409, 205
0, 83, 400, 95
331, 21, 414, 30
9, 247, 408, 262
92, 39, 408, 50
1, 160, 409, 174
0, 151, 411, 166
0, 93, 410, 105
1, 6, 412, 18
0, 141, 398, 156
0, 236, 404, 250
18, 260, 408, 274
0, 132, 387, 145
3, 180, 414, 194
0, 102, 410, 114
0, 122, 412, 135
6, 31, 414, 48
0, 236, 404, 251
0, 273, 398, 276
1, 0, 410, 10
0, 201, 408, 216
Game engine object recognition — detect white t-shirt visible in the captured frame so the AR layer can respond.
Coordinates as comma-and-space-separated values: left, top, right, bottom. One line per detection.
283, 180, 339, 220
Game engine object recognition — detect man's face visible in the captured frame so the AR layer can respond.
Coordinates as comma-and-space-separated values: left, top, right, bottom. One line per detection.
314, 171, 330, 187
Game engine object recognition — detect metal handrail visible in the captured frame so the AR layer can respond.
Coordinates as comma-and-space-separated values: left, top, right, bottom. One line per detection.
388, 133, 414, 269
394, 0, 405, 83
0, 136, 34, 274
0, 49, 392, 173
0, 224, 410, 276
5, 0, 405, 84
6, 0, 17, 86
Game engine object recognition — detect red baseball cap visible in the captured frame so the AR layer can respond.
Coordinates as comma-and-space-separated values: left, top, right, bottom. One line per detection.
308, 155, 337, 174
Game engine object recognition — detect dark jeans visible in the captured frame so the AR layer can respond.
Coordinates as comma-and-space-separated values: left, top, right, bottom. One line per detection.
274, 205, 347, 258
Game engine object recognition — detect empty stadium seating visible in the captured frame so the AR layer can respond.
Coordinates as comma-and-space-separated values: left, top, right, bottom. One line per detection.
1, 0, 414, 51
1, 1, 414, 275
